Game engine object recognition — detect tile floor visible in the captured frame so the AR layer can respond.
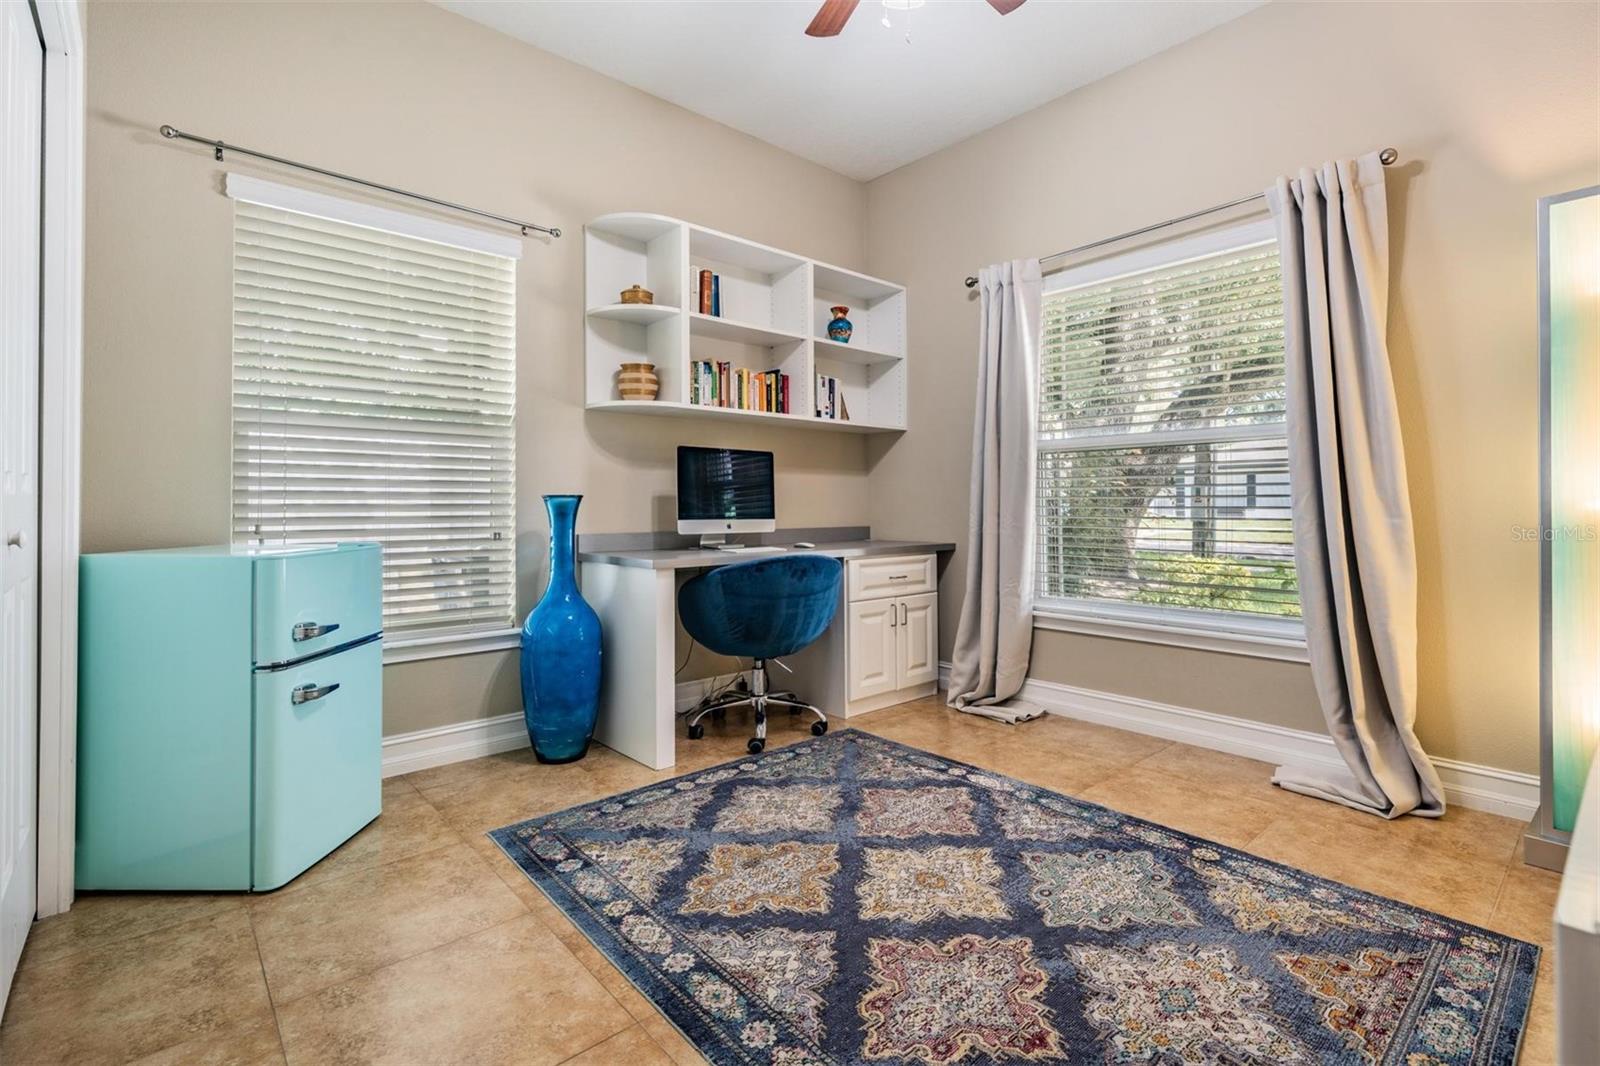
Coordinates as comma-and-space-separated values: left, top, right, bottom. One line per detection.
0, 695, 1562, 1065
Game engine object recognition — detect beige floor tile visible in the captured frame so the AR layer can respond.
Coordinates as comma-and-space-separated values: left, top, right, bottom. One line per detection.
1138, 743, 1528, 868
0, 908, 275, 1066
402, 746, 555, 808
1244, 818, 1508, 925
250, 842, 527, 1004
635, 1011, 709, 1066
962, 735, 1129, 795
1487, 862, 1562, 948
126, 1018, 286, 1066
271, 786, 464, 899
1077, 764, 1282, 848
275, 915, 632, 1066
18, 892, 245, 967
560, 1025, 673, 1066
1518, 955, 1557, 1065
1133, 742, 1281, 792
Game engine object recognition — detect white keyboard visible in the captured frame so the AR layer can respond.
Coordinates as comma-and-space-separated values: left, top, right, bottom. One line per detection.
713, 545, 786, 554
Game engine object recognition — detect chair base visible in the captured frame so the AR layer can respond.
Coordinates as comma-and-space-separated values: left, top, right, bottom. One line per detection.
684, 662, 825, 752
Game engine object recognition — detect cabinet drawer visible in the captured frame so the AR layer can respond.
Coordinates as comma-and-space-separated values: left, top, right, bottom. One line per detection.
848, 554, 935, 601
253, 543, 382, 667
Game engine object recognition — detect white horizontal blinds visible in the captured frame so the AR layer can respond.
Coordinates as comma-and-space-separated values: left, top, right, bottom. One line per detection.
231, 199, 517, 638
1040, 241, 1285, 441
1035, 233, 1299, 620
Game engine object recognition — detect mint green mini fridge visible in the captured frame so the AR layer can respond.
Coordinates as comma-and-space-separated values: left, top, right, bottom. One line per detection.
77, 543, 383, 891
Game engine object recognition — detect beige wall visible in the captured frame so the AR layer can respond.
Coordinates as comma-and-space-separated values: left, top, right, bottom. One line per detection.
85, 1, 1599, 772
863, 1, 1600, 774
83, 1, 871, 735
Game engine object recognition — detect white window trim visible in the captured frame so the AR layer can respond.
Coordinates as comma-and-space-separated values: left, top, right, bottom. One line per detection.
1033, 215, 1301, 660
383, 626, 521, 666
1044, 217, 1276, 296
224, 173, 524, 260
1034, 600, 1308, 663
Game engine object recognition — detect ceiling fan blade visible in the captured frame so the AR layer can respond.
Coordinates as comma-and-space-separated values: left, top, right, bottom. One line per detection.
986, 0, 1026, 13
805, 0, 859, 37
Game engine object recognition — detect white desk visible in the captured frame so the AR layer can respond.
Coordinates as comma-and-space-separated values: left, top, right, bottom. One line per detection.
578, 534, 954, 769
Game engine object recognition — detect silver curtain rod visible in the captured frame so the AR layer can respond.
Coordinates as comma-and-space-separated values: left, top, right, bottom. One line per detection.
158, 124, 562, 239
963, 147, 1398, 287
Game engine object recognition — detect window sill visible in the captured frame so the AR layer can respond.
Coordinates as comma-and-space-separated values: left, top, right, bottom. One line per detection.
383, 626, 521, 665
1032, 602, 1308, 663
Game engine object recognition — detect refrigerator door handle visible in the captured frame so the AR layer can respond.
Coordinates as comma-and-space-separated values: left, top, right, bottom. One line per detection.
292, 621, 341, 642
290, 682, 342, 705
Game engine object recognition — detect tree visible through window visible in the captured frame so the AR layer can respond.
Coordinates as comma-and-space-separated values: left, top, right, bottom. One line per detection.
1035, 222, 1299, 621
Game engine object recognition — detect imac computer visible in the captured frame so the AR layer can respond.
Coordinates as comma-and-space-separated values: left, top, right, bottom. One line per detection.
677, 446, 777, 550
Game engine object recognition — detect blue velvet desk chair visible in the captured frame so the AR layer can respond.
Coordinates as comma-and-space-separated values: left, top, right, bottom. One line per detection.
677, 554, 842, 753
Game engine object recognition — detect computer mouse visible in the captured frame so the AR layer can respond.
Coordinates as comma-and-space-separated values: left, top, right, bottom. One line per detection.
794, 541, 816, 549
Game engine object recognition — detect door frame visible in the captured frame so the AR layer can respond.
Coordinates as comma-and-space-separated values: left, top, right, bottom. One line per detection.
33, 0, 85, 919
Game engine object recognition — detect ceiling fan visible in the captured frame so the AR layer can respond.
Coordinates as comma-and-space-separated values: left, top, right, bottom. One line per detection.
805, 0, 1026, 38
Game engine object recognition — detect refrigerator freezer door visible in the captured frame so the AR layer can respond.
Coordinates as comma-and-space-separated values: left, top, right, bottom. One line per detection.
253, 543, 382, 667
252, 638, 382, 890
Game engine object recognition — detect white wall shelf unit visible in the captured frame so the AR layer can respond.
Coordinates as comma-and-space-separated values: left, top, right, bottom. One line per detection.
584, 213, 907, 433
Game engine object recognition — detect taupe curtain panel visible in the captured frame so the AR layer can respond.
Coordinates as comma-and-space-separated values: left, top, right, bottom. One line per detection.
948, 259, 1044, 724
1267, 153, 1446, 818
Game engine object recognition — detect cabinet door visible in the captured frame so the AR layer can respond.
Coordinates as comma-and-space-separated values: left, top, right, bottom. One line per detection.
253, 639, 382, 890
848, 599, 899, 703
897, 593, 939, 690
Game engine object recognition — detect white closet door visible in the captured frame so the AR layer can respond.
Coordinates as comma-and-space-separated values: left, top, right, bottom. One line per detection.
847, 599, 897, 703
0, 0, 43, 1010
896, 593, 939, 690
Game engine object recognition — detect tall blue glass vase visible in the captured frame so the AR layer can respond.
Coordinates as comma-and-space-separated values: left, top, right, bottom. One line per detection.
520, 495, 602, 763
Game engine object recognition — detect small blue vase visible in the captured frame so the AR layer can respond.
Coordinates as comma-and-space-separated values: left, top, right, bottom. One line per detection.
520, 495, 602, 763
827, 305, 853, 343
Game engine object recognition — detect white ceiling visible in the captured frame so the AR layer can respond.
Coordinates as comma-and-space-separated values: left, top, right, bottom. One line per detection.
437, 0, 1264, 181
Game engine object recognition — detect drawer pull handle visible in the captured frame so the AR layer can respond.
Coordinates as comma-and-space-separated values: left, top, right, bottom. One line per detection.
887, 574, 910, 581
292, 621, 340, 642
901, 602, 908, 626
291, 682, 341, 705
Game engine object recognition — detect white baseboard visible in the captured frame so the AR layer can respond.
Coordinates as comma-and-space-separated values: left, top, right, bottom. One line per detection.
382, 711, 529, 777
381, 667, 1539, 823
937, 662, 1539, 821
380, 674, 747, 777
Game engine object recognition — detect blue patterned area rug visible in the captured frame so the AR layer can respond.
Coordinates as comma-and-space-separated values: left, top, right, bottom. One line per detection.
489, 729, 1538, 1065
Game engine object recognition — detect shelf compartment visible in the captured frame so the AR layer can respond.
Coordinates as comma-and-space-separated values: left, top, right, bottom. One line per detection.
813, 261, 902, 303
690, 313, 805, 348
813, 337, 903, 367
587, 303, 681, 325
587, 400, 900, 434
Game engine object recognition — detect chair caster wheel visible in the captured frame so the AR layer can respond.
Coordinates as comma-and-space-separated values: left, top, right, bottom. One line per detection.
747, 738, 765, 754
687, 724, 705, 740
811, 721, 828, 736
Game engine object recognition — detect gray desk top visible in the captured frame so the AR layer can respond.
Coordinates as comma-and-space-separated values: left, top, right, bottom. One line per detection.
578, 539, 955, 571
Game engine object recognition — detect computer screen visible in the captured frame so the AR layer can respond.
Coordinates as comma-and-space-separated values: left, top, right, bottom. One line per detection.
676, 446, 776, 532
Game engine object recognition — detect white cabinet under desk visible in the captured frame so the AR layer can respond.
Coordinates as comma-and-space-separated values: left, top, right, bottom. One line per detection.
843, 555, 940, 712
576, 531, 953, 769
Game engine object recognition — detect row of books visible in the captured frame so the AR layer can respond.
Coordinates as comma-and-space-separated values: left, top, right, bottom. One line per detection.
690, 360, 792, 414
816, 374, 851, 421
692, 268, 722, 317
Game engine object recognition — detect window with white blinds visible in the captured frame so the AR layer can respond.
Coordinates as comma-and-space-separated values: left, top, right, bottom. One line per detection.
229, 178, 518, 642
1035, 220, 1300, 625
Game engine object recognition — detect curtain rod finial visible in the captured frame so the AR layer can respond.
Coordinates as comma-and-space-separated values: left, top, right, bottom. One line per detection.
550, 227, 562, 238
159, 124, 177, 138
1379, 147, 1398, 165
964, 275, 978, 288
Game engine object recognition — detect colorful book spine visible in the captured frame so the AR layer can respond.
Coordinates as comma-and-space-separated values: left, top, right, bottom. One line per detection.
699, 270, 713, 315
711, 274, 721, 318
